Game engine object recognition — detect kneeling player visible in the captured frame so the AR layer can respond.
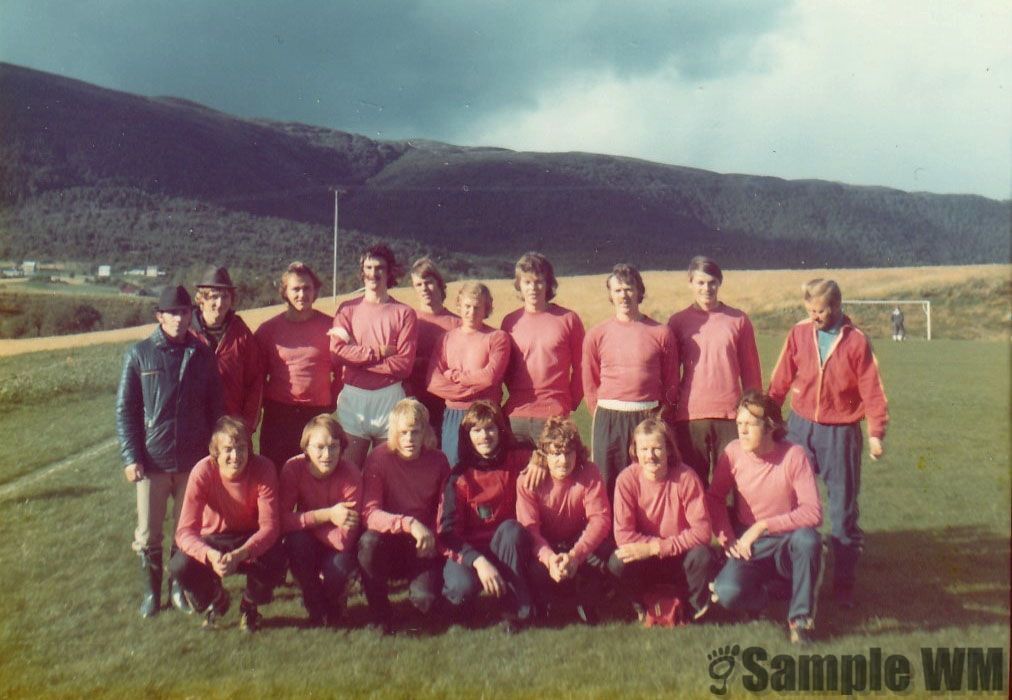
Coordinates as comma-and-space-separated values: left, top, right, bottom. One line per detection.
516, 417, 613, 625
358, 399, 451, 634
707, 390, 823, 645
608, 417, 714, 622
279, 415, 361, 627
171, 417, 285, 632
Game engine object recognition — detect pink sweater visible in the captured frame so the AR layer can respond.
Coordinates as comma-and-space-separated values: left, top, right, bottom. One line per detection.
706, 439, 822, 543
279, 455, 362, 552
668, 303, 762, 421
613, 462, 711, 558
410, 308, 461, 395
501, 304, 585, 418
361, 444, 451, 534
175, 455, 280, 563
582, 316, 680, 414
330, 296, 417, 390
516, 461, 611, 568
426, 325, 511, 410
255, 310, 339, 407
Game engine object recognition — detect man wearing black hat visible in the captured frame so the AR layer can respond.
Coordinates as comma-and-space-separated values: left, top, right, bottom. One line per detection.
115, 285, 224, 618
191, 266, 264, 432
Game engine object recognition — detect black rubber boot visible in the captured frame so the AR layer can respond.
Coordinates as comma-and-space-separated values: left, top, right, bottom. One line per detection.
139, 548, 163, 618
167, 546, 194, 614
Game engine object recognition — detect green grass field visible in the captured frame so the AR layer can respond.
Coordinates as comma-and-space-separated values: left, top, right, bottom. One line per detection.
0, 336, 1008, 698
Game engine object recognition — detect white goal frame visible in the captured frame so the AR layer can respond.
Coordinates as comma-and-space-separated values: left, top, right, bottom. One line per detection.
844, 299, 932, 340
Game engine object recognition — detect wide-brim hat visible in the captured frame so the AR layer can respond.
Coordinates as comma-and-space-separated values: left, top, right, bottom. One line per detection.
196, 265, 236, 289
156, 285, 193, 311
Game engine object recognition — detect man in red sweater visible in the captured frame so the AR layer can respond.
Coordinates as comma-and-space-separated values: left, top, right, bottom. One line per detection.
330, 245, 418, 468
501, 252, 585, 447
583, 264, 679, 500
170, 417, 285, 633
769, 279, 889, 608
191, 266, 264, 432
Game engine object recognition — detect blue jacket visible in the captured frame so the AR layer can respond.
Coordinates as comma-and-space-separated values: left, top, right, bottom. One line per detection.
115, 326, 224, 474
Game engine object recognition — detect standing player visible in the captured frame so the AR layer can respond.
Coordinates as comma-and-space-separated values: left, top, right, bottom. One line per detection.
116, 285, 223, 618
582, 264, 679, 499
407, 258, 460, 443
768, 279, 888, 608
501, 252, 585, 447
330, 245, 418, 468
426, 282, 511, 466
668, 256, 762, 484
255, 262, 340, 471
191, 265, 264, 432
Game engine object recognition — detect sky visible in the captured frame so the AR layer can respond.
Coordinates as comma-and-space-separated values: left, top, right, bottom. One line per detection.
1, 0, 1009, 199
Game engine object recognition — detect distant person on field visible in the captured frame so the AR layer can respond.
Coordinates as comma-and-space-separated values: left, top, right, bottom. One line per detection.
116, 284, 223, 618
191, 265, 264, 432
358, 399, 451, 634
582, 263, 679, 500
330, 245, 418, 468
501, 252, 585, 447
426, 281, 511, 466
254, 262, 341, 472
171, 416, 285, 633
890, 306, 905, 341
279, 415, 361, 628
667, 256, 762, 485
516, 417, 613, 625
768, 279, 888, 609
607, 417, 714, 623
707, 390, 823, 645
407, 257, 460, 444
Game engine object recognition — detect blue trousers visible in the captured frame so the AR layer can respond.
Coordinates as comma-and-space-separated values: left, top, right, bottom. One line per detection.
284, 530, 357, 621
787, 413, 863, 590
442, 520, 533, 621
713, 528, 823, 621
441, 408, 466, 467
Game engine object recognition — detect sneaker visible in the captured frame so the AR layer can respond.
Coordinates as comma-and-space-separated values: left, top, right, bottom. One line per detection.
498, 617, 524, 635
201, 589, 231, 631
366, 613, 393, 637
576, 604, 599, 626
632, 602, 647, 624
239, 601, 261, 634
170, 579, 194, 615
788, 617, 815, 645
692, 601, 711, 622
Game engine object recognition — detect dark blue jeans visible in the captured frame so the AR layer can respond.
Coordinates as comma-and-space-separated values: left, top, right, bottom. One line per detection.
787, 413, 862, 590
357, 530, 443, 618
285, 530, 357, 620
712, 527, 823, 621
442, 520, 533, 621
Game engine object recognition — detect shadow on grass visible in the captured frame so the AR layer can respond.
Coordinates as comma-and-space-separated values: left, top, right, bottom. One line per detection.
819, 526, 1009, 636
0, 484, 103, 503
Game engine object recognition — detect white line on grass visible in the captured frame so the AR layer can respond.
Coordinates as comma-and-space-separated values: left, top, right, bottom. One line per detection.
0, 437, 117, 499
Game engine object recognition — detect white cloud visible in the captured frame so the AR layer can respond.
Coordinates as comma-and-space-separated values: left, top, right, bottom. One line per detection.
465, 1, 1011, 198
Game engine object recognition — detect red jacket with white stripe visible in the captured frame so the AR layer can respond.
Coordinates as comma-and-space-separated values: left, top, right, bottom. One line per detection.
768, 316, 888, 439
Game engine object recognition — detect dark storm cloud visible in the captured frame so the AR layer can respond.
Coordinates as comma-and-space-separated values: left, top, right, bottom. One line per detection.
0, 0, 790, 139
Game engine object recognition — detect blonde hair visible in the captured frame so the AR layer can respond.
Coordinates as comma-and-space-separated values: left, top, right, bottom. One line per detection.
278, 261, 322, 302
536, 417, 589, 464
802, 278, 842, 308
208, 416, 252, 461
194, 287, 236, 305
386, 399, 437, 454
457, 281, 493, 319
300, 414, 349, 453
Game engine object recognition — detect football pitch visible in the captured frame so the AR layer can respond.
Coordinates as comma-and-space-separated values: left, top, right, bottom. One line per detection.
0, 335, 1007, 698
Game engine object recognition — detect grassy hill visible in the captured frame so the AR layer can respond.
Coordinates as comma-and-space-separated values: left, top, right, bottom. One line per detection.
2, 62, 1008, 277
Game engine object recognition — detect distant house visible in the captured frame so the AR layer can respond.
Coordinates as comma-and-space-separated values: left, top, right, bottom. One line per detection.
22, 261, 37, 275
97, 265, 112, 278
126, 268, 146, 276
145, 266, 159, 278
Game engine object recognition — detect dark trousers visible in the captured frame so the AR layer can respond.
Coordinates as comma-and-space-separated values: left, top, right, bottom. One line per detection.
527, 539, 615, 611
712, 528, 823, 621
592, 407, 655, 501
357, 530, 443, 617
285, 530, 358, 620
260, 400, 332, 471
673, 418, 738, 486
509, 416, 548, 450
416, 390, 447, 448
442, 520, 533, 621
168, 531, 286, 612
787, 413, 863, 590
607, 544, 714, 613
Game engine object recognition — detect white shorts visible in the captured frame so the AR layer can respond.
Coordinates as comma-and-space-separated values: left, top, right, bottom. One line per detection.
337, 382, 406, 440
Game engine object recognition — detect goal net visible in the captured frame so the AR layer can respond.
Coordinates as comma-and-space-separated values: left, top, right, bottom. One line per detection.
842, 300, 932, 340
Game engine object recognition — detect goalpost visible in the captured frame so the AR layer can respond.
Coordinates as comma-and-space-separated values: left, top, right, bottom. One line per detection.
843, 299, 932, 340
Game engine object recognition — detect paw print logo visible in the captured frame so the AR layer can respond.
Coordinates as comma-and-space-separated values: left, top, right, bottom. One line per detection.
707, 644, 741, 695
